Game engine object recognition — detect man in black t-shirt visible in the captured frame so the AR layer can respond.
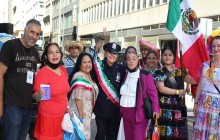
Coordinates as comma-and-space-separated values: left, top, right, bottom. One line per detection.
0, 19, 41, 140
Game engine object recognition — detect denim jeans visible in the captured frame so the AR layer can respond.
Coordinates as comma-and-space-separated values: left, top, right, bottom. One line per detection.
3, 105, 32, 140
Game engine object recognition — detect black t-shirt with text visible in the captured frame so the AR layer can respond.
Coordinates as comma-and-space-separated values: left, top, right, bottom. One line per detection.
0, 38, 39, 108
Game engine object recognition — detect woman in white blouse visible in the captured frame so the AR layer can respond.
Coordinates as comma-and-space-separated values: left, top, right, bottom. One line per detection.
119, 47, 160, 140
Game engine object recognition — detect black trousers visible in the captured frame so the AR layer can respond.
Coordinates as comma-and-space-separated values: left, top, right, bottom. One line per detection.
95, 116, 120, 140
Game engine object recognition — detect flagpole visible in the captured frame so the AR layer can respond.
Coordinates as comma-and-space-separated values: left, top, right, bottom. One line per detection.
178, 40, 186, 104
178, 40, 184, 89
178, 39, 188, 139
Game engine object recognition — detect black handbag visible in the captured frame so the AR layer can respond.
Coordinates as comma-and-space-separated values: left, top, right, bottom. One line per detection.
140, 76, 153, 119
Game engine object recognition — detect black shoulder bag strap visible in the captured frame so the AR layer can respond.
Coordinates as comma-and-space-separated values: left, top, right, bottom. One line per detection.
210, 61, 220, 94
162, 67, 178, 89
139, 72, 153, 119
139, 73, 145, 98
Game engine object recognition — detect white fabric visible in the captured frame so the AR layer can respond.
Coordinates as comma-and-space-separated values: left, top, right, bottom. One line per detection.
61, 113, 74, 133
117, 118, 125, 140
120, 69, 140, 107
61, 112, 84, 133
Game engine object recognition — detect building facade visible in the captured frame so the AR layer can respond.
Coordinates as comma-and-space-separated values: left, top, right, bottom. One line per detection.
0, 0, 13, 23
43, 0, 52, 44
12, 0, 45, 43
49, 0, 79, 52
78, 0, 220, 53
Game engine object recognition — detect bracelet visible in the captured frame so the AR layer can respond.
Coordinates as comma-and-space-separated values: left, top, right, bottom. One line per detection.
99, 37, 105, 40
37, 94, 42, 102
175, 89, 180, 95
194, 102, 198, 105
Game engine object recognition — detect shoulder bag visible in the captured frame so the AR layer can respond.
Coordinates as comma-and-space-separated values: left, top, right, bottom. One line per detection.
140, 74, 153, 119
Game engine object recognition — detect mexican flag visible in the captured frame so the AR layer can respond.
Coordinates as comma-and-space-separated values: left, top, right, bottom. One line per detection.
166, 0, 209, 83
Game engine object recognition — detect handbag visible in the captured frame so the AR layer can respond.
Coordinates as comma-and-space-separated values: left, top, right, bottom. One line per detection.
152, 119, 160, 140
140, 75, 153, 119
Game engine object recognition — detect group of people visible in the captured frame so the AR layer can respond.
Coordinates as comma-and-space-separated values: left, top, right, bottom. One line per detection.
0, 18, 220, 140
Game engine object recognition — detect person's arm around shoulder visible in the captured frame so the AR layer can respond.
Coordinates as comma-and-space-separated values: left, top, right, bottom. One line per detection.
0, 62, 8, 118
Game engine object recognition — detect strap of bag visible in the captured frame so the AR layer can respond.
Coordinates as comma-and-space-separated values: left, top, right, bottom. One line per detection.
139, 74, 145, 98
162, 67, 178, 89
210, 61, 220, 94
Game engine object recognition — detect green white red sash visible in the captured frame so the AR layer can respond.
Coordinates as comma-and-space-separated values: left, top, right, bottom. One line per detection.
70, 78, 97, 101
94, 60, 120, 106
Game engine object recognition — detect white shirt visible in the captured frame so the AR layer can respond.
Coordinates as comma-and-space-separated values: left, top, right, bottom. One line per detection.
120, 69, 140, 107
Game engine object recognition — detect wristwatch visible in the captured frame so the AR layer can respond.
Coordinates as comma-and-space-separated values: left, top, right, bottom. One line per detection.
99, 37, 105, 40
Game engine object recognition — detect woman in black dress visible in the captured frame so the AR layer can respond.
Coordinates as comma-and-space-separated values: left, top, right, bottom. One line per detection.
154, 47, 196, 140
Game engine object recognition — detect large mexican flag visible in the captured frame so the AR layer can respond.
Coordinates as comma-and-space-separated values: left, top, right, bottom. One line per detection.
166, 0, 209, 83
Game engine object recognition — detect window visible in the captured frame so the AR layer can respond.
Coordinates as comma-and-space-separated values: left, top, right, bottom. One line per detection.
106, 1, 109, 17
100, 3, 103, 20
122, 0, 125, 13
163, 0, 167, 3
137, 0, 140, 10
109, 0, 112, 17
132, 0, 135, 11
143, 0, 146, 8
114, 0, 116, 16
155, 0, 160, 5
127, 0, 130, 12
149, 0, 153, 7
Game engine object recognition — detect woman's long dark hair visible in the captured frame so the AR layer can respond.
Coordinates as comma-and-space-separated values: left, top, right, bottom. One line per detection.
68, 52, 98, 84
40, 43, 63, 69
161, 47, 175, 66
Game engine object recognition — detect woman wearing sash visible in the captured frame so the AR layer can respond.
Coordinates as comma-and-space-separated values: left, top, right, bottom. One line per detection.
192, 29, 220, 139
154, 47, 196, 140
68, 52, 99, 140
83, 28, 126, 140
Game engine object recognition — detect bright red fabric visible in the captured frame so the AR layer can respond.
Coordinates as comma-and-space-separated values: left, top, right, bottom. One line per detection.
175, 35, 210, 83
34, 113, 63, 140
33, 66, 70, 139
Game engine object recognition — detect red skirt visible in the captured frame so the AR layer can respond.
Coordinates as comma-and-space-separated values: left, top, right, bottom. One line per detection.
34, 113, 64, 140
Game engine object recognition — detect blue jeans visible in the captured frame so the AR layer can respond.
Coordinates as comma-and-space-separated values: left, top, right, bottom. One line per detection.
3, 105, 32, 140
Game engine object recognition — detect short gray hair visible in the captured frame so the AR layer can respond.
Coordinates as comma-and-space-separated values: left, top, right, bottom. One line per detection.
26, 19, 41, 27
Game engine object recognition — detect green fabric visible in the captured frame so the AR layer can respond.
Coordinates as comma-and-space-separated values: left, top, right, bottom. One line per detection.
166, 0, 181, 32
